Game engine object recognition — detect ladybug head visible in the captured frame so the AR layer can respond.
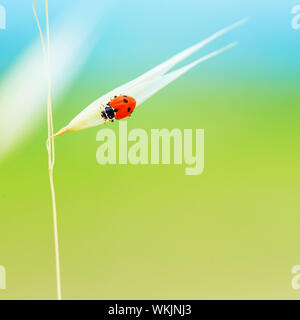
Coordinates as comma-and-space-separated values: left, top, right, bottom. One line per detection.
101, 105, 115, 121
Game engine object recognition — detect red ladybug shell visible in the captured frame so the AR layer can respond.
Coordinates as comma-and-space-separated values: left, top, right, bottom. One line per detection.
109, 95, 136, 120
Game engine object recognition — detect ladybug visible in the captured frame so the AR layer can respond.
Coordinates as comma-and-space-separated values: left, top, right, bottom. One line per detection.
101, 95, 136, 122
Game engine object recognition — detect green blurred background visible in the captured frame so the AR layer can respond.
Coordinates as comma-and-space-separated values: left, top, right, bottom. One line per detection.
0, 0, 300, 299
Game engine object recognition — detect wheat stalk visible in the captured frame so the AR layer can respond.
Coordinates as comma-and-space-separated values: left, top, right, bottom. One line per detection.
55, 19, 247, 137
32, 0, 62, 300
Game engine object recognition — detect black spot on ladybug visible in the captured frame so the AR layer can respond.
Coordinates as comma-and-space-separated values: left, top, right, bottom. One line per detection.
123, 95, 127, 97
114, 96, 117, 98
128, 107, 131, 112
114, 109, 119, 112
124, 99, 128, 103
